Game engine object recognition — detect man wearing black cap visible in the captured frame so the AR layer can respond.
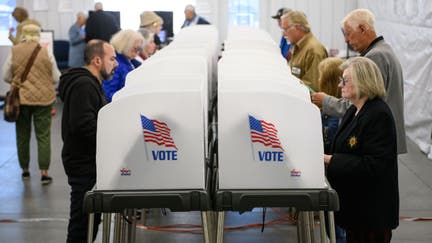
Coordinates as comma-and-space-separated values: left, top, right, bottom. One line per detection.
272, 8, 292, 61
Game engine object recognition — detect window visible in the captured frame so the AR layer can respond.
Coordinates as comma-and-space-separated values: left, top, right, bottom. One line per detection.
0, 0, 16, 46
228, 0, 259, 27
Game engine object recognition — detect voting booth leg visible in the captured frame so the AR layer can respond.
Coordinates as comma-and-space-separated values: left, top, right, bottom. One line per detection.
296, 211, 302, 243
201, 211, 213, 243
297, 211, 313, 243
121, 212, 127, 243
212, 211, 218, 242
139, 209, 146, 225
319, 211, 327, 243
216, 211, 225, 243
87, 213, 94, 243
308, 212, 315, 242
296, 211, 306, 243
328, 211, 336, 243
303, 211, 312, 243
113, 213, 122, 243
102, 213, 111, 243
125, 209, 137, 243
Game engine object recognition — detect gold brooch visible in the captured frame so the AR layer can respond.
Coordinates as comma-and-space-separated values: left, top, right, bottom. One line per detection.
348, 136, 357, 148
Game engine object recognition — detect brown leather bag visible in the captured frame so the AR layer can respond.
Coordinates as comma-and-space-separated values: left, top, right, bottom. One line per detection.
3, 44, 41, 122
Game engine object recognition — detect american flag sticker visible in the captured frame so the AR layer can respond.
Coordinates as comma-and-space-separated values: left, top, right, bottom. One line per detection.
140, 114, 177, 150
249, 115, 283, 150
248, 115, 284, 162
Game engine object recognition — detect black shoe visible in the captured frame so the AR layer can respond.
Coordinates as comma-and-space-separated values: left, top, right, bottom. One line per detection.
22, 172, 30, 180
41, 175, 52, 185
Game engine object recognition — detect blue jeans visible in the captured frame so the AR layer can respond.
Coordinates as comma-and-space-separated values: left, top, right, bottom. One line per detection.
335, 225, 347, 243
325, 211, 346, 243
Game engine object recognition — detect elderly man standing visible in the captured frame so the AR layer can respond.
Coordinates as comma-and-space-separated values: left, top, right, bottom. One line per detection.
181, 4, 210, 28
68, 12, 87, 68
311, 9, 406, 154
281, 11, 328, 92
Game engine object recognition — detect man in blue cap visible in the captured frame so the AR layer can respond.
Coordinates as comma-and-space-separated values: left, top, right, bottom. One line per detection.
272, 8, 292, 61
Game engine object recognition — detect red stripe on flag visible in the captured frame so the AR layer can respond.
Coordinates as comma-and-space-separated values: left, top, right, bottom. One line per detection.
143, 119, 178, 150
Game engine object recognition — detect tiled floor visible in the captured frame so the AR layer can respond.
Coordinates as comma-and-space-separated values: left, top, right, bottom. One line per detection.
0, 101, 431, 242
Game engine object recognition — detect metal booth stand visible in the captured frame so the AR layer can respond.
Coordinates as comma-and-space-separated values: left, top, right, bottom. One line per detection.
83, 187, 213, 243
209, 89, 339, 243
213, 187, 339, 243
82, 94, 340, 243
82, 25, 341, 243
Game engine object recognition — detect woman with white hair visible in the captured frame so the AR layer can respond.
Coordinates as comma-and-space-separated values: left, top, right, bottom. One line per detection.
102, 29, 144, 102
137, 28, 157, 61
2, 24, 60, 184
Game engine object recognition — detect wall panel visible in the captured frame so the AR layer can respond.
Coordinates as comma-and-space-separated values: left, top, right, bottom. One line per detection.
358, 0, 432, 158
265, 0, 356, 50
20, 0, 92, 40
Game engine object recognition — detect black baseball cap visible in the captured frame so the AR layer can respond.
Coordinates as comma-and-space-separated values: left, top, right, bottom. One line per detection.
272, 8, 291, 19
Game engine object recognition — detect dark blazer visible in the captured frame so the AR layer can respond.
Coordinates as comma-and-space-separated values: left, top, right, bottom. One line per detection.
181, 16, 210, 28
197, 16, 210, 25
327, 98, 399, 230
85, 10, 120, 42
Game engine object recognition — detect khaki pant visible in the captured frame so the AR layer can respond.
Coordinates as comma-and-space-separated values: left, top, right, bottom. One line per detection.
15, 105, 52, 170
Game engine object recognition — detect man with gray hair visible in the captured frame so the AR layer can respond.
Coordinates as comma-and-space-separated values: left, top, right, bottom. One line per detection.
94, 2, 103, 11
311, 8, 407, 154
281, 10, 328, 92
181, 4, 210, 28
68, 11, 87, 67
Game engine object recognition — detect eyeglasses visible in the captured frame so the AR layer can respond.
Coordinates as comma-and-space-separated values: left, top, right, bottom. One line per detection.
339, 77, 351, 86
282, 24, 297, 32
133, 46, 143, 53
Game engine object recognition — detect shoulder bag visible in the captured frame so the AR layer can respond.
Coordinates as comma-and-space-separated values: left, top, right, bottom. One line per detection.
3, 44, 41, 122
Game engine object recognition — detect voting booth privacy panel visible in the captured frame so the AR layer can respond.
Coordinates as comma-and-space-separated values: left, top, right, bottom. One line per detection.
95, 25, 327, 192
217, 26, 326, 190
87, 26, 338, 243
96, 25, 219, 191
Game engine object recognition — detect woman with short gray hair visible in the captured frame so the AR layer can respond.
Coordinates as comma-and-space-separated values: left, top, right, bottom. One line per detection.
324, 57, 399, 243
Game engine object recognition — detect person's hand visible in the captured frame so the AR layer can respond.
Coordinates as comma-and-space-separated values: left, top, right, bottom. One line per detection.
324, 154, 332, 165
311, 92, 327, 108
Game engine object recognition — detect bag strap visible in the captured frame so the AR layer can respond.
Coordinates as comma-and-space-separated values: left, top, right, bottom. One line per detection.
20, 44, 42, 83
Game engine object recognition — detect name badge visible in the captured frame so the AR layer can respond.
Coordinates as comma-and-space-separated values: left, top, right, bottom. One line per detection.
292, 67, 301, 75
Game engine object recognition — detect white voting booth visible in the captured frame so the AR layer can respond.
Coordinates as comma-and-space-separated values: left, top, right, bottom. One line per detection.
86, 26, 337, 243
218, 91, 324, 189
212, 26, 337, 243
96, 91, 205, 190
86, 25, 220, 243
96, 26, 219, 191
218, 27, 326, 189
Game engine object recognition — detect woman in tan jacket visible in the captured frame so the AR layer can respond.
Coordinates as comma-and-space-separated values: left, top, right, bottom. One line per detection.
2, 24, 60, 184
